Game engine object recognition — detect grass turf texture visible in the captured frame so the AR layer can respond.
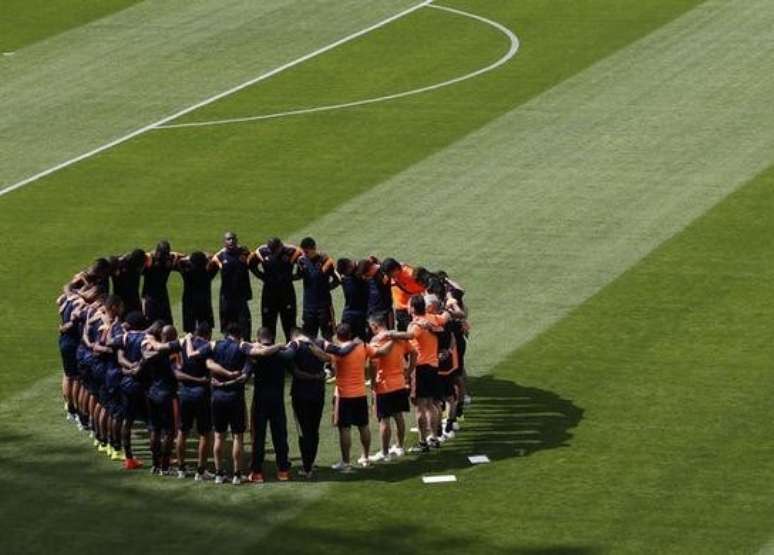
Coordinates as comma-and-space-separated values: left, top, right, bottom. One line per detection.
2, 0, 774, 552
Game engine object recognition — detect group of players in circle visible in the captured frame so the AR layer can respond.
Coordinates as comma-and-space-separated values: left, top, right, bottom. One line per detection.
57, 232, 471, 484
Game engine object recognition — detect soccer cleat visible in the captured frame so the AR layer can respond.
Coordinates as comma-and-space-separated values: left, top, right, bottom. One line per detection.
111, 450, 123, 461
150, 466, 162, 476
369, 451, 390, 463
443, 430, 456, 441
277, 470, 290, 482
98, 443, 108, 453
248, 472, 264, 484
195, 470, 215, 481
389, 445, 406, 458
93, 438, 99, 448
177, 470, 187, 479
357, 455, 370, 468
408, 443, 430, 454
331, 461, 352, 473
214, 474, 225, 485
429, 437, 442, 449
232, 474, 242, 485
122, 457, 143, 470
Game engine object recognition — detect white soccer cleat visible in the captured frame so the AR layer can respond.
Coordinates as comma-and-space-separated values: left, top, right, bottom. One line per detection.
389, 445, 406, 458
443, 430, 456, 441
214, 474, 225, 484
232, 475, 242, 485
369, 451, 390, 463
452, 421, 460, 431
357, 455, 370, 467
177, 470, 187, 479
463, 394, 472, 406
331, 461, 352, 472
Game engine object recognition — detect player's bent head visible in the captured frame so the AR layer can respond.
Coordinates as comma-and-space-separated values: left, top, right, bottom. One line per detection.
190, 251, 207, 269
355, 258, 372, 277
300, 236, 316, 257
92, 257, 111, 277
415, 266, 432, 286
156, 240, 171, 257
125, 311, 145, 330
128, 249, 146, 270
410, 294, 426, 316
195, 321, 211, 339
225, 322, 242, 339
161, 325, 177, 342
104, 294, 124, 316
336, 323, 352, 341
381, 257, 400, 276
147, 320, 165, 339
267, 237, 283, 253
336, 258, 354, 276
427, 277, 446, 298
424, 294, 441, 313
368, 312, 388, 330
289, 326, 303, 339
257, 326, 274, 345
224, 231, 237, 248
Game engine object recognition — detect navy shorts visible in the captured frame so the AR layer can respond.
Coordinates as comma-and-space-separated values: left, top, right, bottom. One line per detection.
412, 364, 439, 400
179, 394, 212, 435
59, 336, 79, 378
375, 388, 410, 419
147, 394, 176, 433
333, 395, 368, 428
212, 395, 246, 434
121, 388, 146, 421
438, 373, 458, 400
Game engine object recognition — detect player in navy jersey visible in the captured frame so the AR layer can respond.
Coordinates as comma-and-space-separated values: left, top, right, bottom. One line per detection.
286, 328, 330, 478
252, 237, 302, 342
116, 311, 148, 469
337, 258, 370, 341
242, 327, 294, 483
65, 258, 111, 296
142, 240, 181, 325
97, 299, 126, 461
358, 258, 394, 330
211, 232, 255, 340
175, 322, 214, 480
142, 323, 182, 475
178, 251, 217, 334
295, 237, 340, 340
58, 291, 86, 423
112, 249, 147, 316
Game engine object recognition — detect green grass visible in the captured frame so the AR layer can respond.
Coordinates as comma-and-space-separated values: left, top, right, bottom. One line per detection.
0, 0, 142, 51
6, 0, 774, 553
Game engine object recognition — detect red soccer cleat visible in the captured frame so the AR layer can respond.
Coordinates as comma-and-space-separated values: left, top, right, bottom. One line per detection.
122, 458, 144, 470
277, 470, 290, 482
248, 471, 264, 484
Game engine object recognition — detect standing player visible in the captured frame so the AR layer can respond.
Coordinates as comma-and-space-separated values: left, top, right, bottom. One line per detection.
206, 323, 252, 484
116, 311, 148, 470
296, 237, 340, 340
380, 258, 428, 331
58, 290, 86, 422
212, 232, 255, 340
337, 258, 370, 341
142, 324, 181, 475
357, 258, 394, 330
286, 329, 329, 479
175, 322, 214, 480
178, 251, 217, 334
142, 240, 181, 325
242, 328, 293, 483
322, 323, 393, 471
253, 237, 302, 342
367, 312, 416, 461
112, 250, 147, 316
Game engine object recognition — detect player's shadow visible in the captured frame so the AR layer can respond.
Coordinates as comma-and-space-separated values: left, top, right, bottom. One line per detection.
319, 373, 584, 483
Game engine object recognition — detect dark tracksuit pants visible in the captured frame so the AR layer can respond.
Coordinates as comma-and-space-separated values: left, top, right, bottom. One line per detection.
291, 395, 325, 473
220, 295, 251, 340
261, 287, 296, 342
251, 395, 289, 472
302, 305, 334, 340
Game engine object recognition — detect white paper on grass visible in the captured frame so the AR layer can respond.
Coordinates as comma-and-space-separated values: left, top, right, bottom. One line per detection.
468, 455, 490, 464
422, 475, 457, 484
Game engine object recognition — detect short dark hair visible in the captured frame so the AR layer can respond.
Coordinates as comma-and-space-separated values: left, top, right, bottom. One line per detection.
161, 325, 177, 342
257, 327, 274, 344
355, 259, 372, 277
92, 258, 110, 275
125, 311, 145, 330
381, 257, 400, 274
104, 294, 123, 314
128, 249, 146, 269
336, 258, 353, 276
195, 321, 211, 338
190, 251, 207, 269
336, 323, 352, 341
267, 237, 283, 252
368, 312, 388, 328
427, 277, 446, 298
156, 240, 171, 255
410, 294, 426, 315
415, 266, 432, 286
225, 322, 242, 338
147, 320, 165, 339
300, 237, 316, 250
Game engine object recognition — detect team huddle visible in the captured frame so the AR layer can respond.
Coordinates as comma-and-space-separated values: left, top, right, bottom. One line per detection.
57, 233, 471, 484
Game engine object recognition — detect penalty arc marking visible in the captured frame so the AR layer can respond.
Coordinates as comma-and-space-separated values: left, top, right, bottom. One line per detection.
154, 3, 520, 130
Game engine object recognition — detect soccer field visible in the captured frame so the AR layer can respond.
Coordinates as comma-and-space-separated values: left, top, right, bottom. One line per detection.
2, 0, 774, 553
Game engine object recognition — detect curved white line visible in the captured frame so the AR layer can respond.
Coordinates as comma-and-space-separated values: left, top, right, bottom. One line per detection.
156, 4, 519, 130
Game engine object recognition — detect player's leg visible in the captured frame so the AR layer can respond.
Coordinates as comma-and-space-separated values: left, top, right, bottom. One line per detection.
279, 291, 297, 342
269, 401, 290, 478
250, 404, 268, 478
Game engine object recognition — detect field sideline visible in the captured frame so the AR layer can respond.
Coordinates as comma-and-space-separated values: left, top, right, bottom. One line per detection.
2, 0, 774, 553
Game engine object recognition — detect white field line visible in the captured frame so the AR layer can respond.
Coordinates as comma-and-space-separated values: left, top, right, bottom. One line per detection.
156, 4, 520, 130
0, 0, 432, 199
